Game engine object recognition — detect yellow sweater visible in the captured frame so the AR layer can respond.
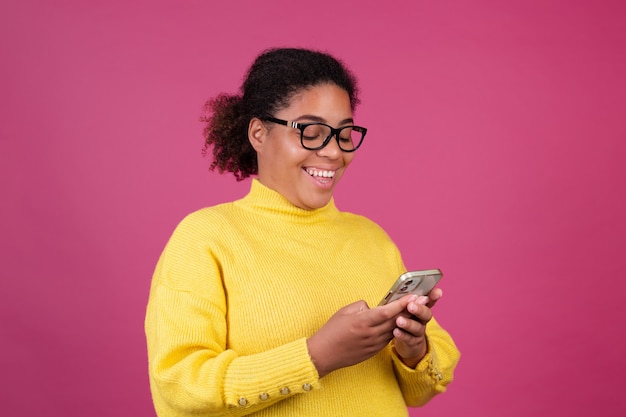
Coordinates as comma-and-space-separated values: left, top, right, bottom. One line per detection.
145, 180, 459, 417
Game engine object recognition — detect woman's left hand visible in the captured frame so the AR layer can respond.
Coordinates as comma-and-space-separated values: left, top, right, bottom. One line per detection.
391, 288, 443, 368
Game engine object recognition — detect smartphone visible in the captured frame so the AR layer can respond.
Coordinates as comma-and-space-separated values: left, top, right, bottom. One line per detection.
378, 269, 443, 306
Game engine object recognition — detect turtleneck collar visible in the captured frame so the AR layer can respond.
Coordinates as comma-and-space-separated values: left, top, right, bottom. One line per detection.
235, 179, 340, 223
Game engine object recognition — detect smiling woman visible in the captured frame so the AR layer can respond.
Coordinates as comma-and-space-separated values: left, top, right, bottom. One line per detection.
144, 47, 460, 417
250, 83, 356, 210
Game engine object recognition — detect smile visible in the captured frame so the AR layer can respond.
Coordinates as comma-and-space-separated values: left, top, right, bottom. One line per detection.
305, 168, 336, 178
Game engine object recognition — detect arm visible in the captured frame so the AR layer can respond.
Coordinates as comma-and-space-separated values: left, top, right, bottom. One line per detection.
387, 291, 460, 407
145, 215, 320, 417
146, 284, 320, 417
303, 291, 458, 406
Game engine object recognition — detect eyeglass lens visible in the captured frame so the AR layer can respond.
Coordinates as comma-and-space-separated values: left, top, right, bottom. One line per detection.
301, 124, 363, 151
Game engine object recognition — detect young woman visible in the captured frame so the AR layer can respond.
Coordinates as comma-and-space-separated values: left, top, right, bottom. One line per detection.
145, 47, 459, 417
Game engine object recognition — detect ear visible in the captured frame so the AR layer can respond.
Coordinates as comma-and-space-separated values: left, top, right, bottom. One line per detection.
248, 117, 268, 153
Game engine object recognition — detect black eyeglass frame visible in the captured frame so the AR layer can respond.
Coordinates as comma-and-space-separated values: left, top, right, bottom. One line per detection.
262, 116, 367, 152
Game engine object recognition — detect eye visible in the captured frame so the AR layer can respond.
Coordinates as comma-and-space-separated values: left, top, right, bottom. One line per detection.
301, 124, 327, 141
338, 135, 353, 143
338, 127, 355, 143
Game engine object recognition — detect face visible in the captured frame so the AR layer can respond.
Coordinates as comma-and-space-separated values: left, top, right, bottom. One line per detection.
249, 83, 356, 210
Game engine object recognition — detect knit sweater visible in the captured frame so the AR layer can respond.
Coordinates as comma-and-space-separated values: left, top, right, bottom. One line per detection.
145, 179, 459, 417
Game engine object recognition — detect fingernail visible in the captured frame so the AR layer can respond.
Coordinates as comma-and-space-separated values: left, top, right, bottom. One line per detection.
417, 296, 428, 305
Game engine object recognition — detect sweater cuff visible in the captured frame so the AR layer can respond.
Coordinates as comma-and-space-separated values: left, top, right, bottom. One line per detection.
223, 338, 321, 411
390, 338, 446, 388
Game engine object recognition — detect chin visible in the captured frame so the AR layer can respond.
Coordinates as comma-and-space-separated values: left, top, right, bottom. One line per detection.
302, 194, 333, 210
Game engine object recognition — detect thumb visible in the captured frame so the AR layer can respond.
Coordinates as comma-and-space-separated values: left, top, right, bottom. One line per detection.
375, 294, 418, 318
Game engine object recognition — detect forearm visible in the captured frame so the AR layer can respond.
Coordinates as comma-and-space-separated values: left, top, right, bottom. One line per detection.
390, 318, 460, 407
146, 285, 320, 416
149, 339, 320, 416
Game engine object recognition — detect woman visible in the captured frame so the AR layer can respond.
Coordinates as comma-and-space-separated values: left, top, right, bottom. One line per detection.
145, 47, 459, 417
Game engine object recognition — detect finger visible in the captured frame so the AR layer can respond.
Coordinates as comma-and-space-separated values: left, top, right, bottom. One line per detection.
426, 288, 443, 308
429, 288, 443, 300
393, 323, 424, 341
371, 295, 418, 324
397, 296, 427, 319
406, 302, 433, 324
395, 315, 425, 336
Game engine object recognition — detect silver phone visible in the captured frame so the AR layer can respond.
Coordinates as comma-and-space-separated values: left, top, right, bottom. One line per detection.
378, 269, 443, 306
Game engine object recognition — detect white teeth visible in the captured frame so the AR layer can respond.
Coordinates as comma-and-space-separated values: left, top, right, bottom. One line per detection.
306, 168, 335, 178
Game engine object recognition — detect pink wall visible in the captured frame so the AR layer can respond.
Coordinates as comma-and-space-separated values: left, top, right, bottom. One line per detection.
2, 0, 625, 415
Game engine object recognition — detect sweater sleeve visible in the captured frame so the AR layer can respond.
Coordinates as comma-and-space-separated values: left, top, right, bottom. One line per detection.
145, 213, 320, 417
379, 230, 460, 407
389, 317, 460, 407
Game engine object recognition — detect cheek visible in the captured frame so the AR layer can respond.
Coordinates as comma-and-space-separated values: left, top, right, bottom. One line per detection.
263, 137, 303, 165
342, 153, 356, 168
281, 142, 312, 165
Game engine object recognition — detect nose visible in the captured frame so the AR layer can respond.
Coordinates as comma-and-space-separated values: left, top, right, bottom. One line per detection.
316, 133, 342, 158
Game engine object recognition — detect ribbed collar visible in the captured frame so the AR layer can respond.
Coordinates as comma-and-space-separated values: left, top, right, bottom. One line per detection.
235, 179, 340, 223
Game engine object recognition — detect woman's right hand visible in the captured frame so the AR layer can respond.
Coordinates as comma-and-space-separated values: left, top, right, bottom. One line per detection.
306, 296, 417, 377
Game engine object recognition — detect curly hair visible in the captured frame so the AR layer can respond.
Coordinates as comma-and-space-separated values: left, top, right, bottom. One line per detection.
201, 47, 360, 181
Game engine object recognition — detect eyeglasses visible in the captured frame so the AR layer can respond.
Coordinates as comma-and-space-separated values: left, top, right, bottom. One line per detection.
262, 116, 367, 152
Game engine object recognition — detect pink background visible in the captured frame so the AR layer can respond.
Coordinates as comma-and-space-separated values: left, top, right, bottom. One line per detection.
2, 0, 625, 416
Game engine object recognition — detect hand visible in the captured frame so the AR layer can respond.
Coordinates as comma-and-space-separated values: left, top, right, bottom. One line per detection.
307, 297, 413, 378
392, 288, 443, 368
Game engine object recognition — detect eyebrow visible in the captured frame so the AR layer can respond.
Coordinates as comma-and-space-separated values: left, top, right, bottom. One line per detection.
293, 114, 354, 126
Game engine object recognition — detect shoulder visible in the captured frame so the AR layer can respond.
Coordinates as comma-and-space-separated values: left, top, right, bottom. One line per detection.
167, 202, 239, 242
180, 202, 233, 225
335, 210, 405, 272
338, 210, 383, 229
337, 211, 395, 242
